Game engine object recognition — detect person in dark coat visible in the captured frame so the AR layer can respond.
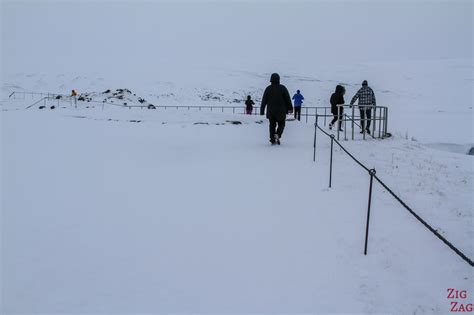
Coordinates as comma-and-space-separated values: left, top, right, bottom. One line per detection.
292, 90, 304, 121
260, 73, 293, 145
329, 85, 345, 131
350, 80, 376, 134
245, 95, 255, 115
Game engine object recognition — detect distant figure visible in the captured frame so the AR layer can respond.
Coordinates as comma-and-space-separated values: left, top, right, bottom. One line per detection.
245, 95, 255, 115
350, 80, 376, 134
260, 73, 293, 145
71, 89, 78, 107
292, 90, 304, 121
329, 85, 345, 131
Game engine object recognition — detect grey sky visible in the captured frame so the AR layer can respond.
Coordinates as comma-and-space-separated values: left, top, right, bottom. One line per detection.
1, 0, 472, 77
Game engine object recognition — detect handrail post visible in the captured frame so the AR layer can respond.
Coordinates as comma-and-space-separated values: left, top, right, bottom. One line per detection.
378, 106, 382, 139
305, 107, 308, 123
329, 134, 334, 188
344, 113, 347, 141
363, 107, 366, 140
313, 115, 319, 162
372, 105, 376, 136
351, 105, 355, 140
324, 108, 327, 126
364, 168, 376, 255
337, 105, 341, 141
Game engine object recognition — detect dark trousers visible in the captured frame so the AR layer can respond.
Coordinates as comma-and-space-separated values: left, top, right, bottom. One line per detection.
331, 113, 343, 128
269, 118, 286, 139
294, 107, 301, 121
360, 109, 372, 130
246, 108, 253, 115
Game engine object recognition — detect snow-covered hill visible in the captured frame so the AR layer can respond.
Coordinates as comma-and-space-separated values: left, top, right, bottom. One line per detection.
3, 58, 473, 146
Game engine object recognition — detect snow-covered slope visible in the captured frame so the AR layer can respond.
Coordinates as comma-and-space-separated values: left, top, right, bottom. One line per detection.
3, 58, 473, 145
1, 104, 473, 314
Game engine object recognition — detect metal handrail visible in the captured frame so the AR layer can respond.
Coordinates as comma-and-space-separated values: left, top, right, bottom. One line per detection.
15, 89, 390, 140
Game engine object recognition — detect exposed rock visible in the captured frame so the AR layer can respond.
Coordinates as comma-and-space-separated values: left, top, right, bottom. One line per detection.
226, 120, 242, 125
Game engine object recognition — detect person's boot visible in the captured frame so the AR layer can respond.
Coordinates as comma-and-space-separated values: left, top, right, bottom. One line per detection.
329, 123, 333, 130
274, 133, 280, 145
366, 128, 371, 135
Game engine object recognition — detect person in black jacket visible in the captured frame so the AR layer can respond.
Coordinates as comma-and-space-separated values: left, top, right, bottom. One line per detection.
329, 85, 345, 131
245, 95, 255, 115
260, 73, 293, 145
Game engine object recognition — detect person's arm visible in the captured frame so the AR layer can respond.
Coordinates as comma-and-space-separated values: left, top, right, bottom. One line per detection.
260, 88, 268, 115
330, 94, 336, 107
251, 100, 255, 106
284, 87, 293, 113
372, 90, 376, 106
350, 89, 361, 106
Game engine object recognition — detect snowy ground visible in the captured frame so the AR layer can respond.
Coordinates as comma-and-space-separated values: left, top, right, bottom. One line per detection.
3, 58, 473, 145
1, 103, 472, 313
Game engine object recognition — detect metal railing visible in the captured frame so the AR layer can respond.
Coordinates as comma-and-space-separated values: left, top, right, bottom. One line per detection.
12, 90, 390, 140
313, 114, 473, 266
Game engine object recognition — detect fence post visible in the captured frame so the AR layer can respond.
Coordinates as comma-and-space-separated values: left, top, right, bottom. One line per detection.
351, 106, 355, 140
378, 107, 382, 138
324, 108, 327, 126
372, 105, 376, 136
313, 115, 318, 162
363, 109, 366, 140
337, 106, 341, 141
329, 134, 334, 188
364, 168, 376, 255
344, 114, 347, 141
305, 107, 308, 123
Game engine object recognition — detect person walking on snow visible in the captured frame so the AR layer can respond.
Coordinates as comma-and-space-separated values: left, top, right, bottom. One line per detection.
260, 73, 293, 145
71, 89, 78, 107
292, 90, 304, 121
329, 85, 345, 131
245, 95, 255, 115
350, 80, 376, 134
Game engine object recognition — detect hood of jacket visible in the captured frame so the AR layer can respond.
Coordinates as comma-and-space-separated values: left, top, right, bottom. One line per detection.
270, 73, 280, 84
335, 85, 345, 94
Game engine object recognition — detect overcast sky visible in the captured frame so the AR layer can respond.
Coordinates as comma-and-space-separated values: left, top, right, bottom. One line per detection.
1, 0, 472, 78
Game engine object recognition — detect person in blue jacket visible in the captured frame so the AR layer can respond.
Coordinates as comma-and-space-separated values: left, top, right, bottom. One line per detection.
292, 90, 304, 121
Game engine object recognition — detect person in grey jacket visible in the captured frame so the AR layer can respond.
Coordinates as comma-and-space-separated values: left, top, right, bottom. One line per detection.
350, 80, 376, 134
260, 73, 293, 145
